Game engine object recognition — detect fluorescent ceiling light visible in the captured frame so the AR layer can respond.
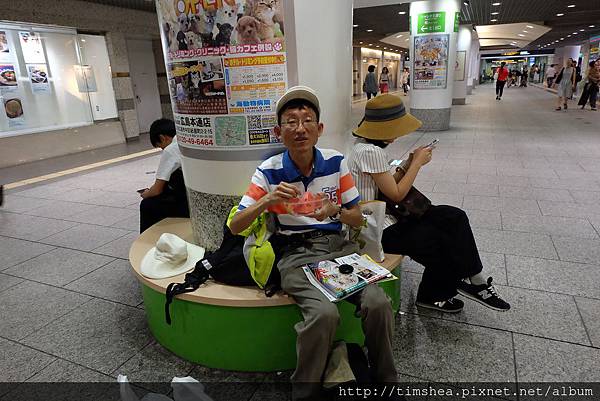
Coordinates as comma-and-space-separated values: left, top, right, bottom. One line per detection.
398, 11, 406, 15
366, 29, 373, 32
526, 25, 534, 29
580, 29, 585, 31
556, 13, 564, 16
491, 12, 499, 15
492, 2, 501, 5
353, 24, 358, 28
396, 34, 403, 38
518, 34, 525, 37
567, 4, 575, 7
523, 30, 528, 33
490, 19, 498, 22
590, 25, 596, 28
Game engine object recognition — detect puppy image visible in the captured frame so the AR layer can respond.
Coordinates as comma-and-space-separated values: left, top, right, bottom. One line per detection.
176, 30, 188, 50
246, 0, 283, 39
190, 71, 201, 89
163, 22, 178, 53
185, 31, 201, 49
177, 13, 190, 33
214, 2, 238, 36
236, 16, 261, 45
214, 23, 234, 46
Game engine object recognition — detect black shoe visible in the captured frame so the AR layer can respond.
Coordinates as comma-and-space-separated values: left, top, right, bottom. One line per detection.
0, 185, 3, 207
416, 297, 464, 313
457, 278, 510, 312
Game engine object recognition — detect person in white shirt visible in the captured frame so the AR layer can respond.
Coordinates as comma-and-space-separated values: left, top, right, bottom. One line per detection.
546, 64, 557, 87
139, 118, 189, 232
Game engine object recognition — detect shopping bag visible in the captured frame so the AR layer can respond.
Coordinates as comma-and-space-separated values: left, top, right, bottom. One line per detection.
350, 201, 386, 262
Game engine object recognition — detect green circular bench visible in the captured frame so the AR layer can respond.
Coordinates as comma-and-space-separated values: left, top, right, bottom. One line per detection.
130, 217, 402, 372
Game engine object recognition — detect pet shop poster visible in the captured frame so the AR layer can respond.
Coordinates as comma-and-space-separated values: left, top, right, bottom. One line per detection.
413, 34, 449, 90
157, 0, 288, 151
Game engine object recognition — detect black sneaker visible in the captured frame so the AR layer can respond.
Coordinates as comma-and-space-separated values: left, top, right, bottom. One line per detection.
416, 297, 464, 313
457, 277, 510, 312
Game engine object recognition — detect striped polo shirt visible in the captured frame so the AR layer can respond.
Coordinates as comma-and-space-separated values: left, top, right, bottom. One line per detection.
238, 147, 361, 235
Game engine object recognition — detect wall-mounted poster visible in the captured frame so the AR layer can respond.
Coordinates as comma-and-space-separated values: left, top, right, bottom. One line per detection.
74, 65, 98, 92
0, 31, 9, 55
19, 31, 45, 64
0, 64, 18, 92
413, 34, 449, 89
157, 0, 288, 151
4, 97, 25, 127
27, 64, 50, 93
455, 50, 466, 81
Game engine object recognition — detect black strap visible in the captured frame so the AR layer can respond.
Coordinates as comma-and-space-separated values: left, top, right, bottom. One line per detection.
164, 260, 210, 325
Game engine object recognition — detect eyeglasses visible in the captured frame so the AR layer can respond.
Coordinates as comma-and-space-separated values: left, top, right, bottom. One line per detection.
280, 119, 318, 131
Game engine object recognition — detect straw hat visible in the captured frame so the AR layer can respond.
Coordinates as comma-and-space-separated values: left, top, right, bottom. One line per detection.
353, 94, 422, 140
141, 233, 205, 279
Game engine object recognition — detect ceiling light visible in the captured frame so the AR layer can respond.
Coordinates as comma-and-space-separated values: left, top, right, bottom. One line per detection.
567, 35, 571, 37
580, 29, 585, 31
376, 45, 380, 47
518, 34, 525, 37
398, 11, 406, 15
463, 1, 470, 5
368, 43, 373, 46
359, 41, 363, 44
573, 32, 578, 35
491, 12, 499, 15
396, 34, 403, 38
590, 25, 596, 28
366, 29, 373, 32
491, 19, 498, 22
556, 13, 564, 16
567, 4, 575, 7
560, 38, 564, 40
492, 2, 501, 6
526, 25, 534, 29
523, 30, 528, 33
353, 24, 358, 28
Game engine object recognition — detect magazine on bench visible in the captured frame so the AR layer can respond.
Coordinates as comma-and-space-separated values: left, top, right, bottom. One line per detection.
302, 253, 396, 302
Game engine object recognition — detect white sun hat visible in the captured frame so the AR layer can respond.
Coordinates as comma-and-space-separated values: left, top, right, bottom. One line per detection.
141, 233, 205, 279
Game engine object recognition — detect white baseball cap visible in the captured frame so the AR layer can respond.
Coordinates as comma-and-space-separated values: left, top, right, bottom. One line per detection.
276, 85, 321, 117
141, 233, 205, 279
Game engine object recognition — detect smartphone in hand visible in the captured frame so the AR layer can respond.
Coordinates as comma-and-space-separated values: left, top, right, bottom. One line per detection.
425, 138, 439, 149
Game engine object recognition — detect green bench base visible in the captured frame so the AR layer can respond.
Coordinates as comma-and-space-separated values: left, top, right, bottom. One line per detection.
141, 268, 401, 372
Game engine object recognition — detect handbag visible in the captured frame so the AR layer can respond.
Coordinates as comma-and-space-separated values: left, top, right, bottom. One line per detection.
349, 201, 386, 262
377, 156, 431, 222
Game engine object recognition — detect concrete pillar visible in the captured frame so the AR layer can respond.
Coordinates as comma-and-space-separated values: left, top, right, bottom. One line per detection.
467, 31, 479, 92
105, 31, 140, 140
563, 45, 581, 66
154, 0, 352, 249
452, 25, 471, 105
152, 39, 173, 120
409, 0, 461, 131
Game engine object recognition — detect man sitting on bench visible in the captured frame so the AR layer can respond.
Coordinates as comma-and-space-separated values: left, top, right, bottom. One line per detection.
139, 118, 189, 233
229, 86, 398, 400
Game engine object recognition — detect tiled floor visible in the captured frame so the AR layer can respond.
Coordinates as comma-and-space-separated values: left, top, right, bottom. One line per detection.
1, 84, 599, 400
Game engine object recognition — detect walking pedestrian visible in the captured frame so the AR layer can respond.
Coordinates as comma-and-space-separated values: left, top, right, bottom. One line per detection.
401, 67, 410, 95
546, 64, 556, 87
363, 65, 378, 100
379, 66, 390, 94
555, 58, 577, 111
495, 62, 509, 100
579, 59, 599, 111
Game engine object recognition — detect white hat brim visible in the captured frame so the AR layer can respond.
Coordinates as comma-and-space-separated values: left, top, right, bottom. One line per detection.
140, 242, 205, 280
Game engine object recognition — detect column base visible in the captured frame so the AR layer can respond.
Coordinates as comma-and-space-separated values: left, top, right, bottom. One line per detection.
452, 98, 466, 105
187, 189, 241, 251
410, 108, 451, 131
467, 85, 473, 95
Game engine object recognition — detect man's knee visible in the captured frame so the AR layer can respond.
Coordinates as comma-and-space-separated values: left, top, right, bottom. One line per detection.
361, 286, 392, 316
310, 301, 340, 329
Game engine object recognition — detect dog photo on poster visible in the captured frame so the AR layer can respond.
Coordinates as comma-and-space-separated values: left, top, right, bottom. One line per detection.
413, 34, 449, 90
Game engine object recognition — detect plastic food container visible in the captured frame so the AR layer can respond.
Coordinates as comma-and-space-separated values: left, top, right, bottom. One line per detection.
283, 192, 327, 216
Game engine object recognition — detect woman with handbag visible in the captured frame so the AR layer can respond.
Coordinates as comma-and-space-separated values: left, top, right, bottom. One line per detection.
347, 94, 510, 313
555, 58, 576, 111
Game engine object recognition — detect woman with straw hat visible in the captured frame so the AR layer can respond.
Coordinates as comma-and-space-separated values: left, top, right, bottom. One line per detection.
348, 94, 510, 314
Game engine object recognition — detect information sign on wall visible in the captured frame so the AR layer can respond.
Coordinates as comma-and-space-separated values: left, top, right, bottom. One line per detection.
454, 12, 460, 33
417, 12, 446, 34
156, 0, 288, 152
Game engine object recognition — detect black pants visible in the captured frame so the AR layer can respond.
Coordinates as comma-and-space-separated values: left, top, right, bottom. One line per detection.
366, 92, 377, 100
139, 169, 190, 233
402, 83, 409, 93
495, 80, 506, 97
381, 205, 483, 303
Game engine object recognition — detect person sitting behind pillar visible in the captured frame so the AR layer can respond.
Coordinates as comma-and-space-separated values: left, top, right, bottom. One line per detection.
139, 118, 190, 233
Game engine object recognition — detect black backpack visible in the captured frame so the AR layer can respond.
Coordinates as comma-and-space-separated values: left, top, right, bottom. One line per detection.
164, 225, 281, 324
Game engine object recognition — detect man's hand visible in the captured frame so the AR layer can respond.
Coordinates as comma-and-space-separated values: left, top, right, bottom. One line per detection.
263, 182, 300, 206
308, 198, 339, 222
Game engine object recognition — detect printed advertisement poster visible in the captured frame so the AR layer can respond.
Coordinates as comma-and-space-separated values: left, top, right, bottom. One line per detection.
0, 31, 10, 56
157, 0, 288, 151
168, 60, 228, 114
27, 64, 50, 93
224, 54, 286, 113
413, 34, 449, 89
4, 97, 25, 127
19, 32, 46, 64
454, 50, 466, 81
0, 64, 18, 92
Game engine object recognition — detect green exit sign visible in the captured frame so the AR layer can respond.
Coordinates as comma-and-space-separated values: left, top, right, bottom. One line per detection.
417, 11, 446, 34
